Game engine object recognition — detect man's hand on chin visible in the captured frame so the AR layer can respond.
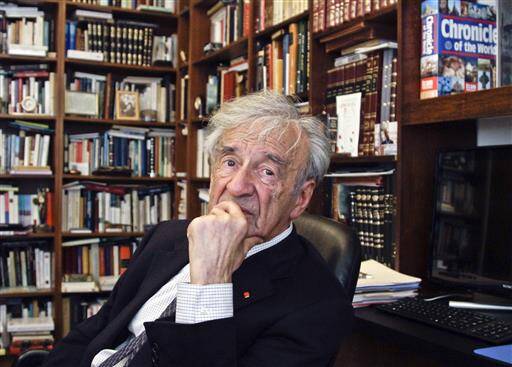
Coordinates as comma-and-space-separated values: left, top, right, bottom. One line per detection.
187, 201, 263, 285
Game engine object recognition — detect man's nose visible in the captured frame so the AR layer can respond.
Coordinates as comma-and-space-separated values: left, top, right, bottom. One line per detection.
226, 166, 255, 197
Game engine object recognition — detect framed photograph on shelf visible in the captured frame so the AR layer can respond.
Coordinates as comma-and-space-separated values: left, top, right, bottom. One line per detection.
65, 91, 99, 117
115, 90, 140, 120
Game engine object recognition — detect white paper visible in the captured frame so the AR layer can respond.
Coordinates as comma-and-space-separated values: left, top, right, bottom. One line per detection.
336, 93, 362, 157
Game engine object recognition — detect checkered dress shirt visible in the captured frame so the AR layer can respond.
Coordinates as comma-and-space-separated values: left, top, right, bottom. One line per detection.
91, 224, 293, 367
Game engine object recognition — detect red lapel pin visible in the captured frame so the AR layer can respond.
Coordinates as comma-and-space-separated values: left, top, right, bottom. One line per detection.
243, 291, 251, 299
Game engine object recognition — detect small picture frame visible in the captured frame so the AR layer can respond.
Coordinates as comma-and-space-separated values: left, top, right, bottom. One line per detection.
116, 90, 140, 120
65, 91, 99, 117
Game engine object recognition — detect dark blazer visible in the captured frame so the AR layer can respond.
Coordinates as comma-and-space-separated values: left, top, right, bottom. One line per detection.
43, 220, 353, 367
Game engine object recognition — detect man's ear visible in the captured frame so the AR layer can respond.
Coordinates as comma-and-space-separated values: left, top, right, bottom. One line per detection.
289, 179, 316, 220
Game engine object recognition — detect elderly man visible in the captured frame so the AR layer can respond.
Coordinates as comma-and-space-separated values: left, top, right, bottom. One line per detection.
43, 92, 353, 367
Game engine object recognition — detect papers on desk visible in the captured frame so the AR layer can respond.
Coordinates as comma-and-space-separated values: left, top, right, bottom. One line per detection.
353, 260, 421, 308
474, 344, 512, 365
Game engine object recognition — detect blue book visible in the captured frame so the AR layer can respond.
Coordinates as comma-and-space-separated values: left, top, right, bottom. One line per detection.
69, 21, 77, 50
282, 33, 290, 95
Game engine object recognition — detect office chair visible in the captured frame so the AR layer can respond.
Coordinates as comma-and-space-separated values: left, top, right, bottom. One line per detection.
11, 349, 49, 367
294, 212, 361, 300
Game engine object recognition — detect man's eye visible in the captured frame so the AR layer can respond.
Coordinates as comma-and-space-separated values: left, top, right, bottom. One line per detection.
263, 169, 274, 176
226, 159, 236, 167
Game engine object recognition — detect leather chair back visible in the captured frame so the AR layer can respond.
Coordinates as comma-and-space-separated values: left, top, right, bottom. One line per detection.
294, 212, 361, 300
12, 349, 49, 367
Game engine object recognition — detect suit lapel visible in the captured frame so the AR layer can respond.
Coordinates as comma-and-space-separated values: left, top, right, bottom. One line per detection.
97, 237, 189, 347
233, 229, 303, 311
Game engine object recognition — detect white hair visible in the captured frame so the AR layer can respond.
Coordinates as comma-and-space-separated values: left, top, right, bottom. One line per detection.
205, 91, 331, 193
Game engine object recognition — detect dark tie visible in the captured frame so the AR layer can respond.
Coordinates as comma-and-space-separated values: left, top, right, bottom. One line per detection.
99, 298, 177, 367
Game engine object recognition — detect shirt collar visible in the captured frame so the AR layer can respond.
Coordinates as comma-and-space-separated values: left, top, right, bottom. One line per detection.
245, 223, 293, 259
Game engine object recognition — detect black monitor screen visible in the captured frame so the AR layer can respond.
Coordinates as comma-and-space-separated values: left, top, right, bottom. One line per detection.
430, 146, 512, 295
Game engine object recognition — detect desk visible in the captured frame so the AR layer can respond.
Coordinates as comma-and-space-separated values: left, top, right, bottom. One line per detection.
334, 306, 508, 367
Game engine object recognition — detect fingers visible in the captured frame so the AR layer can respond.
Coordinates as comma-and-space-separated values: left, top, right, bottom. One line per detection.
212, 201, 245, 218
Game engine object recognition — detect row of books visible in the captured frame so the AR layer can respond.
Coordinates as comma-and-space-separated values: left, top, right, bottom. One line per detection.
205, 58, 249, 115
0, 240, 53, 290
254, 0, 308, 32
62, 296, 105, 338
207, 0, 250, 50
326, 171, 395, 267
62, 181, 172, 233
328, 41, 397, 157
66, 13, 170, 67
0, 186, 53, 231
0, 300, 54, 356
0, 67, 56, 116
62, 237, 138, 289
69, 0, 176, 13
312, 0, 398, 33
196, 128, 210, 179
0, 5, 54, 57
255, 20, 309, 96
64, 126, 175, 178
65, 72, 175, 123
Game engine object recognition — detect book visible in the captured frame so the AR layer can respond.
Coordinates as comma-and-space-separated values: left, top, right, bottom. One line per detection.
420, 0, 498, 99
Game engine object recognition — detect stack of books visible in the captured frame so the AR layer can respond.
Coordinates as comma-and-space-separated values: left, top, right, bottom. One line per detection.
0, 65, 56, 116
66, 10, 175, 66
353, 259, 421, 308
205, 57, 249, 115
0, 186, 53, 234
312, 0, 398, 33
62, 295, 107, 337
62, 181, 172, 233
254, 0, 308, 32
0, 240, 53, 291
326, 169, 396, 267
65, 126, 175, 178
206, 1, 250, 50
70, 0, 177, 13
327, 39, 398, 157
197, 188, 209, 216
255, 20, 309, 96
7, 314, 54, 356
61, 237, 138, 293
0, 4, 54, 57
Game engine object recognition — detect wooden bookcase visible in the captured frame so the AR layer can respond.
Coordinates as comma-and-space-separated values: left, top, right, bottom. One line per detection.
0, 1, 179, 361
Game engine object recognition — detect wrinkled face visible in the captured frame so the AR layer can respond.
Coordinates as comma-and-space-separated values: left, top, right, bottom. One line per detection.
208, 122, 315, 241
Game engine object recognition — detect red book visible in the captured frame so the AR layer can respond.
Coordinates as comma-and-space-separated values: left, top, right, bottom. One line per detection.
13, 71, 50, 78
99, 246, 105, 276
45, 191, 54, 228
243, 0, 250, 37
119, 245, 131, 274
222, 71, 236, 102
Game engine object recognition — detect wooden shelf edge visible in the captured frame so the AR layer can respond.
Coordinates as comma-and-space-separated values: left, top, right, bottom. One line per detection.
0, 174, 54, 179
0, 233, 54, 239
403, 86, 512, 125
193, 38, 248, 65
65, 58, 176, 73
313, 4, 397, 40
64, 116, 175, 128
330, 155, 397, 164
254, 10, 310, 39
62, 232, 145, 238
0, 289, 55, 298
0, 54, 57, 63
65, 1, 178, 20
0, 114, 56, 121
62, 174, 175, 182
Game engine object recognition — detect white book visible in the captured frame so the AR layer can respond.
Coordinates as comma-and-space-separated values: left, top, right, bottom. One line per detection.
196, 129, 205, 178
20, 251, 27, 287
74, 71, 107, 81
35, 248, 41, 289
62, 238, 100, 247
49, 72, 55, 115
90, 243, 100, 282
7, 316, 54, 333
62, 281, 98, 293
336, 93, 362, 157
33, 134, 41, 166
67, 49, 104, 61
8, 44, 47, 57
41, 135, 50, 167
23, 136, 31, 166
113, 245, 119, 276
74, 9, 113, 20
42, 251, 51, 288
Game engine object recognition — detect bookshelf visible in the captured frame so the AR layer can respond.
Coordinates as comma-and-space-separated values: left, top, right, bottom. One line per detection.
0, 0, 179, 360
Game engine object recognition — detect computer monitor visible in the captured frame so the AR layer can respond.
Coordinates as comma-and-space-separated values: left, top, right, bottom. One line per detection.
430, 145, 512, 297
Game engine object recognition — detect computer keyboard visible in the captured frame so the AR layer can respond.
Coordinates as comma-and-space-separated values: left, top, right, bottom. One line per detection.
376, 297, 512, 344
